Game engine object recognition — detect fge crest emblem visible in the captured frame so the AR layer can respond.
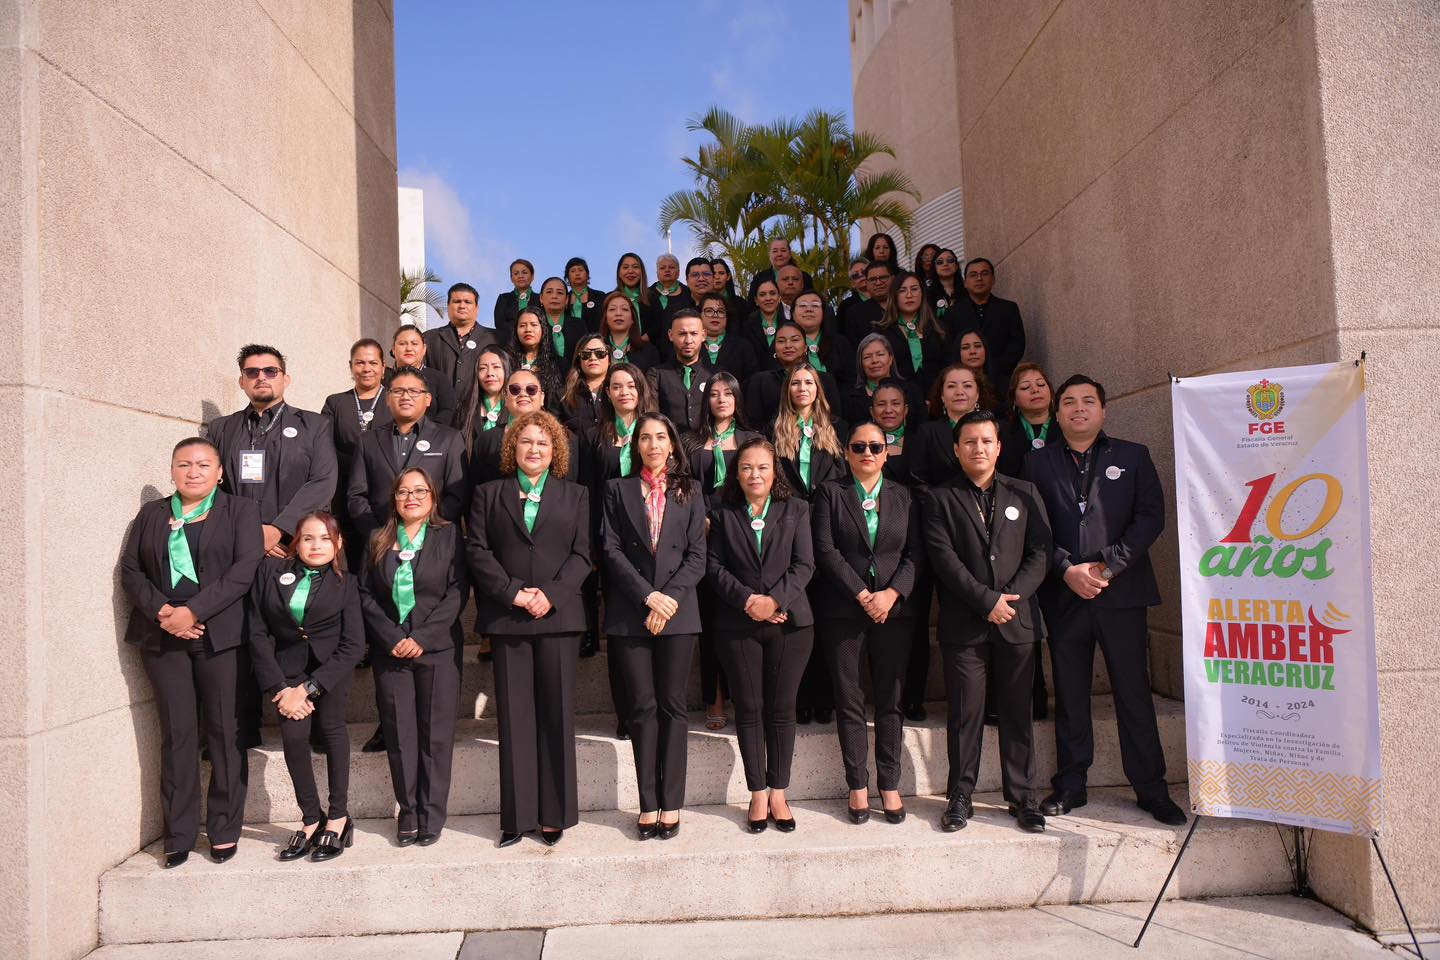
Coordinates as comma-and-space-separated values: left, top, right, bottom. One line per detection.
1246, 379, 1285, 421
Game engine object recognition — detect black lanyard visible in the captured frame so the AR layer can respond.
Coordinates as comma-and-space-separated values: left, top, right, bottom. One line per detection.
1069, 447, 1096, 511
969, 484, 995, 541
247, 403, 285, 447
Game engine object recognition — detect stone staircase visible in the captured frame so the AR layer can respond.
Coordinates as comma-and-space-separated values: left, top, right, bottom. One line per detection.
93, 638, 1294, 949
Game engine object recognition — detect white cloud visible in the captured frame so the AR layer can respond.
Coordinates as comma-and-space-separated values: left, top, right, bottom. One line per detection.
397, 167, 515, 324
613, 209, 656, 256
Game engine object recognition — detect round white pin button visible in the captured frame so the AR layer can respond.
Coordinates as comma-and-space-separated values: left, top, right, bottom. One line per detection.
526, 491, 542, 503
750, 518, 765, 531
398, 550, 415, 562
1005, 505, 1021, 521
802, 425, 814, 438
416, 440, 431, 452
466, 341, 477, 350
168, 518, 185, 531
279, 572, 297, 585
361, 411, 375, 423
1106, 465, 1123, 480
613, 348, 625, 360
485, 410, 498, 422
551, 324, 563, 334
282, 426, 298, 438
808, 343, 818, 353
936, 299, 948, 309
1031, 437, 1045, 449
885, 433, 897, 445
861, 498, 877, 511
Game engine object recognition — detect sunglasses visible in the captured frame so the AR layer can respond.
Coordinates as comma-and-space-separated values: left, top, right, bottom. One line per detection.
242, 366, 282, 380
507, 383, 541, 397
576, 348, 609, 360
849, 441, 886, 455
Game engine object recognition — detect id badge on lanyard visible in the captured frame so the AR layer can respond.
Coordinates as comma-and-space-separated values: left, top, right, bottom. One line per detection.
240, 449, 266, 484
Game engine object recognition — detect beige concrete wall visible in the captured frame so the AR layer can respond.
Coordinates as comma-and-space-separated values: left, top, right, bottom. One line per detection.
0, 1, 397, 957
852, 0, 1438, 935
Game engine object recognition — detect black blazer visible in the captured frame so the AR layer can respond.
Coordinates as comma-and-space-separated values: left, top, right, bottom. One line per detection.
839, 380, 926, 433
705, 497, 815, 630
943, 295, 1025, 388
744, 368, 843, 437
1023, 434, 1164, 612
346, 418, 470, 542
997, 415, 1060, 478
465, 476, 592, 636
358, 520, 468, 656
493, 291, 536, 346
568, 288, 608, 333
423, 322, 498, 396
383, 365, 456, 427
647, 360, 715, 434
600, 477, 707, 636
120, 491, 264, 652
840, 298, 884, 344
882, 324, 947, 394
702, 334, 759, 383
921, 474, 1051, 645
207, 404, 338, 536
746, 266, 814, 303
910, 418, 961, 487
738, 310, 786, 371
247, 557, 364, 696
810, 478, 924, 622
605, 339, 660, 373
778, 422, 848, 500
686, 430, 764, 502
805, 331, 854, 388
322, 388, 396, 480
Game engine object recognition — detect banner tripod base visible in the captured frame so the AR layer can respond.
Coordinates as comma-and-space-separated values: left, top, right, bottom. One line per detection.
1133, 820, 1426, 959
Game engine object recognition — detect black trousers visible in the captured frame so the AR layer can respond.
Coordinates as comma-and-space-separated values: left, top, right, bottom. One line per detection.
142, 642, 248, 852
797, 585, 834, 713
612, 633, 697, 812
821, 616, 913, 791
492, 633, 581, 833
374, 648, 460, 834
716, 624, 814, 791
697, 584, 730, 703
1049, 604, 1167, 800
901, 577, 934, 706
942, 637, 1037, 803
277, 670, 352, 824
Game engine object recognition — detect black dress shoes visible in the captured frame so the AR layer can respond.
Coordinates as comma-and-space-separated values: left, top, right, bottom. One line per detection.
1138, 795, 1188, 826
902, 703, 927, 723
941, 795, 973, 832
883, 805, 907, 824
748, 814, 768, 833
813, 707, 833, 725
362, 726, 386, 753
770, 812, 796, 833
796, 707, 813, 725
415, 830, 441, 847
209, 843, 238, 863
397, 829, 419, 847
658, 819, 681, 840
579, 633, 599, 658
539, 829, 563, 846
310, 819, 354, 862
279, 817, 326, 861
163, 851, 189, 869
615, 722, 630, 741
1040, 790, 1087, 817
848, 805, 871, 824
1009, 801, 1047, 833
637, 819, 659, 841
498, 831, 523, 848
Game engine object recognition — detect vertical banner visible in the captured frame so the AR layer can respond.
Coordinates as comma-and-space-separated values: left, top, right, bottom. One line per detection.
1172, 361, 1381, 836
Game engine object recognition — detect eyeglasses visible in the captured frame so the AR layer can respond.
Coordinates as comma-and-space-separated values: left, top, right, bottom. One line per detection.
507, 383, 541, 397
868, 274, 891, 283
394, 487, 432, 500
849, 441, 886, 455
577, 348, 608, 360
966, 268, 994, 279
701, 309, 727, 318
849, 271, 867, 281
242, 366, 282, 380
390, 387, 430, 398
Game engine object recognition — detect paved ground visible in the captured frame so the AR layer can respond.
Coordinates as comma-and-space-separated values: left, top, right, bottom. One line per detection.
88, 895, 1432, 958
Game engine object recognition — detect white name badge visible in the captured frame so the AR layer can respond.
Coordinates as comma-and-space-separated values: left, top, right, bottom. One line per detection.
808, 343, 818, 353
398, 550, 416, 562
763, 327, 776, 337
885, 433, 897, 445
485, 410, 498, 422
168, 517, 185, 531
526, 491, 542, 503
551, 324, 563, 334
361, 411, 375, 423
416, 440, 431, 452
239, 449, 266, 484
1106, 465, 1125, 480
466, 341, 477, 350
1031, 437, 1045, 449
802, 425, 814, 438
936, 299, 948, 309
750, 518, 765, 531
585, 301, 595, 309
279, 572, 297, 586
613, 348, 625, 360
861, 498, 877, 511
1005, 505, 1020, 521
697, 380, 706, 392
282, 426, 298, 438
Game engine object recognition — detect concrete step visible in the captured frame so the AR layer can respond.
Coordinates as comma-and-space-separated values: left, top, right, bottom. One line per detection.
261, 633, 1111, 725
236, 695, 1184, 824
99, 788, 1292, 945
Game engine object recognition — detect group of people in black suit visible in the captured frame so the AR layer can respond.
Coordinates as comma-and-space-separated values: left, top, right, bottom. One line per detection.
119, 238, 1185, 870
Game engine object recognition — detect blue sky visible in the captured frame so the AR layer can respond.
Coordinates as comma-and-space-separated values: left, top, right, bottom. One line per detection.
395, 0, 854, 323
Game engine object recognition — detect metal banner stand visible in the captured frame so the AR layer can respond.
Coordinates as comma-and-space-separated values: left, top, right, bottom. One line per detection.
1133, 819, 1425, 958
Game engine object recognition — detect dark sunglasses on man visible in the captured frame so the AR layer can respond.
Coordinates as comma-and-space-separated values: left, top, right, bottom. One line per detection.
242, 366, 282, 380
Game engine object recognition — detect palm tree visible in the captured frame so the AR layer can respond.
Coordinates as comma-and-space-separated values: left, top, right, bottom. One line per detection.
399, 267, 445, 329
659, 107, 920, 301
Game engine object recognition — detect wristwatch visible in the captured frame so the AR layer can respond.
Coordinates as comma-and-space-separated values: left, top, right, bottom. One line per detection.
303, 680, 322, 699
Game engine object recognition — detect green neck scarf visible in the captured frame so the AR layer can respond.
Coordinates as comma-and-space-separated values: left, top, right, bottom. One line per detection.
657, 282, 680, 310
514, 287, 532, 310
517, 469, 549, 532
569, 288, 589, 320
797, 416, 814, 488
859, 292, 871, 302
607, 334, 630, 361
616, 416, 635, 476
167, 489, 217, 587
804, 333, 828, 373
1021, 417, 1053, 447
705, 332, 726, 366
710, 421, 736, 489
288, 566, 322, 624
899, 315, 924, 372
884, 422, 906, 445
547, 313, 567, 357
855, 474, 883, 577
481, 395, 504, 431
622, 285, 640, 303
747, 495, 772, 552
759, 311, 780, 346
392, 521, 429, 623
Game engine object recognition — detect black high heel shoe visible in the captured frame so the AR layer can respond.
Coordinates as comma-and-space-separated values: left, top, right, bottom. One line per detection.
163, 851, 189, 869
279, 816, 326, 861
310, 818, 353, 862
397, 829, 419, 847
539, 828, 563, 846
657, 818, 681, 840
209, 843, 238, 864
848, 806, 871, 824
498, 831, 523, 848
637, 818, 659, 841
883, 805, 907, 824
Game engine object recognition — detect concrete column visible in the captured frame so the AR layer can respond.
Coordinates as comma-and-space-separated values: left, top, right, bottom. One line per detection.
0, 2, 397, 957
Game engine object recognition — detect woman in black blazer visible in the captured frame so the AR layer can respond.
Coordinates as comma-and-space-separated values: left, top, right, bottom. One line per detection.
248, 511, 365, 861
559, 334, 610, 434
880, 271, 948, 394
509, 301, 569, 404
601, 414, 707, 838
841, 333, 926, 435
613, 253, 662, 352
120, 437, 263, 868
870, 379, 919, 485
466, 411, 592, 847
455, 344, 513, 452
706, 438, 816, 833
493, 258, 537, 346
811, 423, 925, 824
911, 363, 985, 488
357, 466, 467, 847
599, 290, 660, 372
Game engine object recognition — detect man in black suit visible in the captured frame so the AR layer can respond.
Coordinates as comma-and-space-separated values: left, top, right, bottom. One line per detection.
698, 292, 759, 383
842, 261, 892, 342
834, 257, 871, 337
745, 238, 814, 304
647, 309, 714, 433
944, 258, 1025, 390
924, 410, 1050, 833
1023, 374, 1185, 826
207, 343, 338, 745
391, 324, 457, 426
424, 282, 498, 398
322, 338, 394, 569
